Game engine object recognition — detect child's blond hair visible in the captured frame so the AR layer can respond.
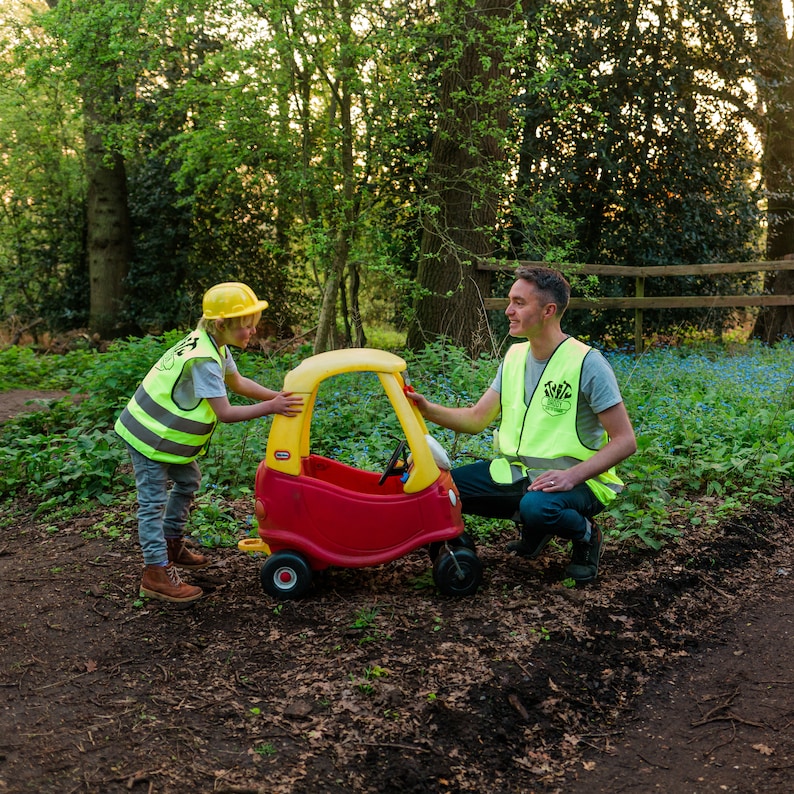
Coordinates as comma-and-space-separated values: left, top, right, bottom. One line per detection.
197, 312, 262, 332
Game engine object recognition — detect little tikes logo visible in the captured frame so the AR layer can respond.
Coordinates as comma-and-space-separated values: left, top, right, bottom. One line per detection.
542, 379, 573, 416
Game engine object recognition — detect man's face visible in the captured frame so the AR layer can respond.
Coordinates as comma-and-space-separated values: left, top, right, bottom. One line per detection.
505, 279, 552, 338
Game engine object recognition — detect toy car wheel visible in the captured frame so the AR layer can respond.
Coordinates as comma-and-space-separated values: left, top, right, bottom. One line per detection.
427, 532, 476, 562
433, 547, 482, 597
260, 551, 312, 600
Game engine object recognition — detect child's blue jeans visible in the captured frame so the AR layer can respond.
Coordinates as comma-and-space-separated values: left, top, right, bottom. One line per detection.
125, 444, 202, 565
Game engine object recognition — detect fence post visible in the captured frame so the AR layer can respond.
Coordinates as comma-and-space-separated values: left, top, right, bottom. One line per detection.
634, 274, 645, 356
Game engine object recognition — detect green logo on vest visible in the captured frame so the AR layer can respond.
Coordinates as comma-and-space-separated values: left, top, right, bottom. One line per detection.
541, 379, 572, 416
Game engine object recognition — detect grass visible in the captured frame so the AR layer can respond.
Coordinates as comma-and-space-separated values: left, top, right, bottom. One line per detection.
0, 335, 792, 551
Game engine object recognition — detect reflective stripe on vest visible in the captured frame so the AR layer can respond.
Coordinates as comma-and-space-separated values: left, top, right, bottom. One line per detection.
489, 338, 623, 504
114, 330, 222, 463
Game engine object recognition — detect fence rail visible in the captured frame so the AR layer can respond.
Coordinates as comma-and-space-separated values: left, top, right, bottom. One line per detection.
479, 261, 794, 353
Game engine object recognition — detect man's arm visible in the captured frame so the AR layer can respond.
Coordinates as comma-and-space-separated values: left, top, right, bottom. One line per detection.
407, 387, 501, 435
530, 401, 637, 492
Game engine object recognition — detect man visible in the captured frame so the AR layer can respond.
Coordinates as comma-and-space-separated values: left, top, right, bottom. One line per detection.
406, 266, 636, 583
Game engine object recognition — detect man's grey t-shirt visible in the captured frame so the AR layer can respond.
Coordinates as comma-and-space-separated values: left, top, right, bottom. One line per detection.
490, 342, 623, 450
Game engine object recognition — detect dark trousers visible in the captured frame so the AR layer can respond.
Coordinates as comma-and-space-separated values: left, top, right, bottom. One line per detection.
451, 460, 603, 542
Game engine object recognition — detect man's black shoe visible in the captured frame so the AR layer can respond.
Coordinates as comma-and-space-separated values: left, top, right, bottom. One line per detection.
565, 523, 603, 583
506, 528, 553, 559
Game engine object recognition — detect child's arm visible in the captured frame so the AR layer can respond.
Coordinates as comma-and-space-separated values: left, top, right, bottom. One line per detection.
207, 390, 302, 423
208, 370, 302, 422
225, 370, 281, 401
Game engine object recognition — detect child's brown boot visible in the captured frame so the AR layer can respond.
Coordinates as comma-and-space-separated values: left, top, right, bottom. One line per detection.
166, 537, 210, 569
140, 562, 203, 603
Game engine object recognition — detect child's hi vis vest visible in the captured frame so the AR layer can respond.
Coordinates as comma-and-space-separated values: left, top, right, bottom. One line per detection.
489, 338, 623, 505
114, 330, 223, 463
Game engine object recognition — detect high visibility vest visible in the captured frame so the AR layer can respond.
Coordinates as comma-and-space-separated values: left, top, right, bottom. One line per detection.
489, 338, 623, 505
114, 330, 224, 463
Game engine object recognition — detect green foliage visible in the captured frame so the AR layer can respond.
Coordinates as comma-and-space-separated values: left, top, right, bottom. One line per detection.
0, 346, 86, 390
0, 332, 284, 504
608, 340, 794, 544
77, 332, 187, 426
350, 606, 379, 631
0, 0, 774, 351
0, 7, 87, 332
1, 427, 122, 504
403, 341, 501, 461
510, 0, 763, 343
2, 338, 793, 554
186, 489, 250, 549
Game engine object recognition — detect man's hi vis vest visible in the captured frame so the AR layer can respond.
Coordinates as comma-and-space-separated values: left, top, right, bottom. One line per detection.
114, 330, 224, 463
489, 337, 623, 505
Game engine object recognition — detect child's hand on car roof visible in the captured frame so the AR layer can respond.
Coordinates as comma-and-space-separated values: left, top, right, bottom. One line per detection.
267, 391, 303, 417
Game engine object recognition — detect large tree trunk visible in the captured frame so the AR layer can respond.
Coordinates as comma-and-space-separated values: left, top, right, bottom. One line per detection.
83, 95, 132, 338
406, 0, 517, 356
313, 0, 358, 354
45, 0, 133, 339
754, 0, 794, 341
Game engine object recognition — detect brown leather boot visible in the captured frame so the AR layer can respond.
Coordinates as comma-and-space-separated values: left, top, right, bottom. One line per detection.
140, 562, 203, 603
166, 537, 210, 569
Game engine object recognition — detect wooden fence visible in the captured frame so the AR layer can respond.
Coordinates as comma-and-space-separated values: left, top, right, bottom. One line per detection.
479, 261, 794, 354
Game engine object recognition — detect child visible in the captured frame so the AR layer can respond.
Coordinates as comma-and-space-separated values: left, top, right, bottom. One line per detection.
115, 282, 302, 603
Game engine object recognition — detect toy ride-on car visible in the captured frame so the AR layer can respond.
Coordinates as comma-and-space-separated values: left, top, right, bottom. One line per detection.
238, 348, 483, 600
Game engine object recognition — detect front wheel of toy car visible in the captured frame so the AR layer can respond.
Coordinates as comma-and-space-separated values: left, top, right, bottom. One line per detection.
260, 551, 312, 600
433, 547, 482, 597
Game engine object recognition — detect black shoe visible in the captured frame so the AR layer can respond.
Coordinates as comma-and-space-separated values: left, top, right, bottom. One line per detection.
565, 524, 603, 583
506, 527, 554, 559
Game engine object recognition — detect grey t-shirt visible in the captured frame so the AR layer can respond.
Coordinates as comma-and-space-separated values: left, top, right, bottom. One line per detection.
491, 343, 623, 450
172, 347, 238, 409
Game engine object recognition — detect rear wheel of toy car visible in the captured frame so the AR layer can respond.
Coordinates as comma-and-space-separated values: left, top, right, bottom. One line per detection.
433, 547, 482, 596
427, 532, 476, 562
260, 551, 312, 600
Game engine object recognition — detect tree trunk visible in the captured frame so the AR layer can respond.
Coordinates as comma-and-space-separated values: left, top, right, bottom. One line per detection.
754, 0, 794, 341
406, 0, 517, 356
83, 98, 132, 338
315, 261, 343, 352
313, 0, 357, 354
44, 0, 134, 339
78, 3, 134, 339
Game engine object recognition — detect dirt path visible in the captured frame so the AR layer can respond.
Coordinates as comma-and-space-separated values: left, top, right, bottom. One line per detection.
572, 567, 794, 793
0, 389, 71, 423
0, 389, 792, 793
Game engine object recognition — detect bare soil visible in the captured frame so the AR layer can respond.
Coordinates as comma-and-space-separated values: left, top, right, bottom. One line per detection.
1, 390, 793, 794
0, 390, 74, 423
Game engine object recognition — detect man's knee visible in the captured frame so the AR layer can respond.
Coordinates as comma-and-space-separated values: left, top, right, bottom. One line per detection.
518, 491, 559, 526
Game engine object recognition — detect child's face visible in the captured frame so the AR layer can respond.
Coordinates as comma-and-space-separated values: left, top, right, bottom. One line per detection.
214, 320, 257, 349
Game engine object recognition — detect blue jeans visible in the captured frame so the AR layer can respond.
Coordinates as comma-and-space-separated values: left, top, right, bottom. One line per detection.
451, 460, 603, 542
125, 444, 202, 565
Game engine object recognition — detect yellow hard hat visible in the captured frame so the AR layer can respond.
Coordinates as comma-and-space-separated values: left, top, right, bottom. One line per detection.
202, 282, 269, 319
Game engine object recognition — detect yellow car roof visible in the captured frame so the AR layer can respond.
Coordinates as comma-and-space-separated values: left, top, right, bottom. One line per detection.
284, 348, 407, 392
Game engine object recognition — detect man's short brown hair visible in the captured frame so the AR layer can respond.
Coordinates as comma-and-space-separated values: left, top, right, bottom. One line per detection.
514, 266, 571, 314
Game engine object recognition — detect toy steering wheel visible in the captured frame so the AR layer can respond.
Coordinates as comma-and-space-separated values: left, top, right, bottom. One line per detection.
378, 439, 408, 486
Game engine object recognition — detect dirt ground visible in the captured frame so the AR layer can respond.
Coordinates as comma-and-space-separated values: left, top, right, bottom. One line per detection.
1, 390, 793, 794
0, 390, 75, 423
